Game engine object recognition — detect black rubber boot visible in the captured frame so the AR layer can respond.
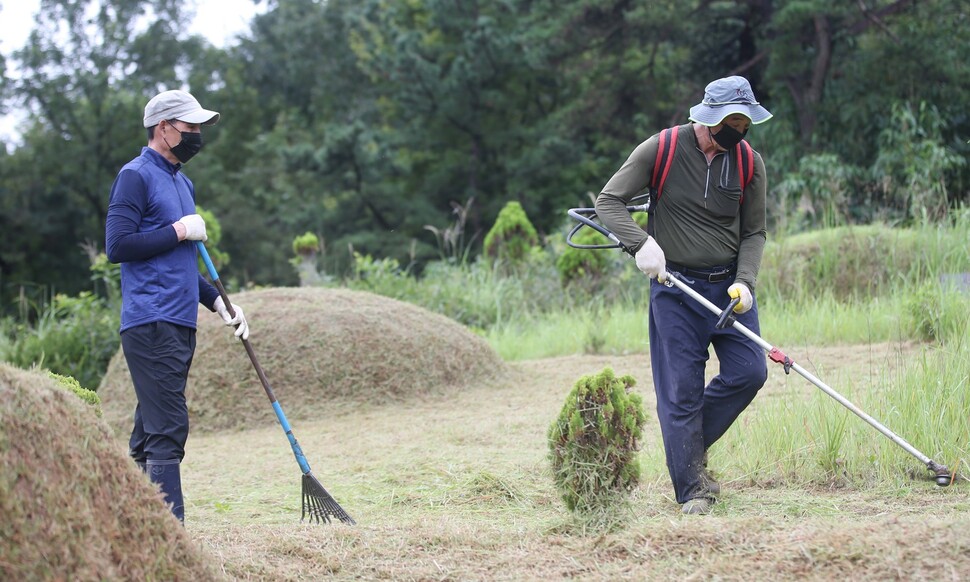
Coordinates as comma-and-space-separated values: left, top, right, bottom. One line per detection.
147, 460, 184, 523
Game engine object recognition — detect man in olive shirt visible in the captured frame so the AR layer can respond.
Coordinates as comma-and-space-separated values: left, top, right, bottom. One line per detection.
595, 76, 772, 515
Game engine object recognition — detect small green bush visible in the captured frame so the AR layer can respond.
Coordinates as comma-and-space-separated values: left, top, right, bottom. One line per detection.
292, 232, 320, 257
291, 232, 325, 286
548, 368, 646, 515
555, 227, 613, 285
47, 370, 102, 416
195, 205, 230, 274
483, 201, 540, 266
906, 285, 968, 343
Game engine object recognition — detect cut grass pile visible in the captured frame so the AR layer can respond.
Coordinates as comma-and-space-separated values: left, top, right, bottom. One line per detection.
99, 287, 509, 434
0, 363, 219, 581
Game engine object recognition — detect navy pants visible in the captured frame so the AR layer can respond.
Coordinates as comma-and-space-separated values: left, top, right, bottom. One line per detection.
649, 273, 767, 504
121, 321, 195, 464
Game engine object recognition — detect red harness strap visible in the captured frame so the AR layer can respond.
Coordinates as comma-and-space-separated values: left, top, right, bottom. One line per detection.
647, 126, 755, 235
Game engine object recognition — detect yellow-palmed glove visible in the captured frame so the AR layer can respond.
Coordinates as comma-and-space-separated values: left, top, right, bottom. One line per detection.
727, 283, 753, 314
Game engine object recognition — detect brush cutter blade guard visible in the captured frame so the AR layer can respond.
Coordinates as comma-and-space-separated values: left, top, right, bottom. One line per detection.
565, 206, 955, 486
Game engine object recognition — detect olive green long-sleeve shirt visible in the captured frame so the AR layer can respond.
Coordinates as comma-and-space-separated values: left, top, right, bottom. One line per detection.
594, 123, 767, 291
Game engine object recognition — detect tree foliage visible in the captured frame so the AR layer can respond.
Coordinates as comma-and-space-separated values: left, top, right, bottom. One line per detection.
1, 0, 968, 307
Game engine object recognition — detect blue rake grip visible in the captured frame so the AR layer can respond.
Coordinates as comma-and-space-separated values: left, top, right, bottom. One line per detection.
196, 240, 220, 281
196, 241, 312, 475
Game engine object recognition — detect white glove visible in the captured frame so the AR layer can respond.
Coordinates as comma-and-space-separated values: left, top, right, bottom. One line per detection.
635, 236, 667, 281
213, 296, 250, 340
175, 214, 207, 241
728, 282, 753, 314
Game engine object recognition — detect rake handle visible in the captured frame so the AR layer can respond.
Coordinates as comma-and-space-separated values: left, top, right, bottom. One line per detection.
195, 241, 312, 475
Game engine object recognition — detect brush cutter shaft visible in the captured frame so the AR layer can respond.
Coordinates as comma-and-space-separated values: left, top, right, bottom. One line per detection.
664, 274, 936, 467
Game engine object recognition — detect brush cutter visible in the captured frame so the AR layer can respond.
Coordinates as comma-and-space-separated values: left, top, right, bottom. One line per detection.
196, 242, 356, 523
565, 206, 956, 487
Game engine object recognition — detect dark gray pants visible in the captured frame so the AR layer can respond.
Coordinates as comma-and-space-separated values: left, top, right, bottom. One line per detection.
121, 321, 195, 463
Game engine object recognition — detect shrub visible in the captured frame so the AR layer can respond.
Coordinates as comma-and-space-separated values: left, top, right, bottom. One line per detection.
483, 201, 540, 267
548, 367, 646, 515
195, 205, 230, 275
3, 292, 119, 391
291, 232, 325, 286
555, 227, 613, 285
906, 285, 969, 343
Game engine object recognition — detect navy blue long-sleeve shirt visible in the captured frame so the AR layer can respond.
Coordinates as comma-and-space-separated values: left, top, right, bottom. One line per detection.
106, 147, 219, 332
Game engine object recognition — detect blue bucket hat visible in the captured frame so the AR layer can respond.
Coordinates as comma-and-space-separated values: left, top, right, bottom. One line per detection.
688, 76, 772, 126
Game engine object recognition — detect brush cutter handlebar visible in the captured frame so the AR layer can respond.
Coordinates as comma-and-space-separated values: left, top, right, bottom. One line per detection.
565, 206, 954, 486
717, 298, 740, 329
566, 205, 648, 249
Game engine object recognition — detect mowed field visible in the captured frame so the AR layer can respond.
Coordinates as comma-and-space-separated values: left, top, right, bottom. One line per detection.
180, 343, 970, 581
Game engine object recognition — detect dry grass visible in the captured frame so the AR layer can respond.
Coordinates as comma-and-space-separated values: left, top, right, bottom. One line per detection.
174, 348, 969, 581
99, 287, 509, 434
0, 363, 221, 581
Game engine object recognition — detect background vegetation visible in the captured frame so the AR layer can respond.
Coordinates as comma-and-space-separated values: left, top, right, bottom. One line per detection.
0, 0, 968, 308
1, 4, 968, 576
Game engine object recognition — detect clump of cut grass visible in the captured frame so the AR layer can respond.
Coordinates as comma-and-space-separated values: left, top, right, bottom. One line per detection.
99, 287, 509, 434
548, 368, 646, 529
0, 363, 219, 581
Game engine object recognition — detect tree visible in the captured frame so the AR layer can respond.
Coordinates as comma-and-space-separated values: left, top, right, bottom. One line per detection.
0, 0, 214, 302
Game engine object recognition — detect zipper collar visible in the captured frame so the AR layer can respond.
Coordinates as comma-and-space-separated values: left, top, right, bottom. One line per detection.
141, 146, 182, 175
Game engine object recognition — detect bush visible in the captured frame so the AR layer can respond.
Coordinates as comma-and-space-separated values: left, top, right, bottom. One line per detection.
906, 285, 969, 343
483, 201, 540, 267
548, 367, 646, 516
291, 232, 326, 286
555, 227, 614, 285
3, 292, 119, 391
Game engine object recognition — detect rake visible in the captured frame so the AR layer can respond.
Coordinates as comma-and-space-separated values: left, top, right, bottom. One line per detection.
196, 242, 356, 523
565, 206, 955, 487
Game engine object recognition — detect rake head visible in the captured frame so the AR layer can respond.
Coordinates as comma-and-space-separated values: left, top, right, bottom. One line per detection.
302, 472, 355, 525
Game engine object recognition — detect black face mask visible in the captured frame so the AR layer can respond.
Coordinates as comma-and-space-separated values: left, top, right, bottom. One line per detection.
165, 124, 204, 163
710, 124, 748, 150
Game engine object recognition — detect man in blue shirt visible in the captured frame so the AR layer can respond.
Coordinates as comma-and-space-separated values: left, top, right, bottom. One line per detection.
106, 89, 249, 523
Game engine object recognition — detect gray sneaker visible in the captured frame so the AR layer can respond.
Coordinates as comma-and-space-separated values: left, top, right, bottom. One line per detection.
681, 497, 714, 515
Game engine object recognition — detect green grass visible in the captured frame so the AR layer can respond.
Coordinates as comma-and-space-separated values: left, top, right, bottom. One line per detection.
487, 292, 912, 361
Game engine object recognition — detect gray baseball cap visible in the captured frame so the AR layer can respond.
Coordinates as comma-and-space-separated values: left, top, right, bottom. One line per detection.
143, 90, 220, 128
688, 76, 772, 126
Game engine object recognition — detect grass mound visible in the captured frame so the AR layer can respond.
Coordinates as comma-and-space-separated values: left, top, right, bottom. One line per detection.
100, 287, 509, 434
761, 222, 970, 300
0, 363, 219, 581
